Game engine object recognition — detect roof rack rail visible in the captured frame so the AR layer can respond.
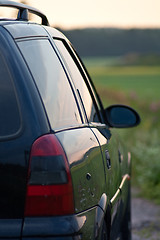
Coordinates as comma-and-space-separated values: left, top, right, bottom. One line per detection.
0, 0, 49, 26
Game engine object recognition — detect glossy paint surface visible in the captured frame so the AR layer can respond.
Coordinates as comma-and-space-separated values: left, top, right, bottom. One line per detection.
56, 127, 106, 213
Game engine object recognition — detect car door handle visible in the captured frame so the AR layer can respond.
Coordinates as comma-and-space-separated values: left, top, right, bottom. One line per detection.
86, 173, 92, 180
118, 150, 123, 163
105, 150, 111, 169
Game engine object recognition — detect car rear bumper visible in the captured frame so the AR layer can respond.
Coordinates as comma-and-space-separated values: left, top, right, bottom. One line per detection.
22, 237, 81, 240
22, 215, 85, 239
22, 205, 104, 239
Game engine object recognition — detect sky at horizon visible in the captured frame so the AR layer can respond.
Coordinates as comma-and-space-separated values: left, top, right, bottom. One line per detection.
1, 0, 160, 29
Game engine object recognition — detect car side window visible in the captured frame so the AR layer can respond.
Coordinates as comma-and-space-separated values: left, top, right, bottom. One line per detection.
54, 39, 100, 123
18, 39, 81, 129
0, 52, 21, 138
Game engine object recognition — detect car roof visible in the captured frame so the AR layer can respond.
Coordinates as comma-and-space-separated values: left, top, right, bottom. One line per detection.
1, 21, 65, 40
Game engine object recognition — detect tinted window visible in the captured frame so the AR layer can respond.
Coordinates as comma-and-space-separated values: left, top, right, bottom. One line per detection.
18, 39, 81, 129
0, 53, 21, 138
54, 40, 98, 123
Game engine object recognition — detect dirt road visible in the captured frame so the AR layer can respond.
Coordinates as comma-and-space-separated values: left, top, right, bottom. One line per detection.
132, 189, 160, 240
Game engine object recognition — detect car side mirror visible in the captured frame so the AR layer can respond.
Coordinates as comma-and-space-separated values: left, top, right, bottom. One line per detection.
104, 104, 141, 128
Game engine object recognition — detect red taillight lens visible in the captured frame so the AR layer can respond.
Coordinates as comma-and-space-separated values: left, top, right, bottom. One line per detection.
25, 134, 74, 216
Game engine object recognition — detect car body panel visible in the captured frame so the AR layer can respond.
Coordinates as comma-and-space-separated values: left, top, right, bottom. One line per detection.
56, 127, 106, 213
90, 127, 125, 233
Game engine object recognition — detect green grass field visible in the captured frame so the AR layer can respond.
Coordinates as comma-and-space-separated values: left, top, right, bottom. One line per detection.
84, 57, 160, 204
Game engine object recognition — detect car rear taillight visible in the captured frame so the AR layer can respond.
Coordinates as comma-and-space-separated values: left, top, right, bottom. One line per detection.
24, 134, 74, 216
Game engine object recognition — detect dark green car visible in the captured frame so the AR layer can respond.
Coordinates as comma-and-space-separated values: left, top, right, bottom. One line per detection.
0, 1, 140, 239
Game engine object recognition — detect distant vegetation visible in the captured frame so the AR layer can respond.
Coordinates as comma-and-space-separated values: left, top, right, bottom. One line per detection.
61, 28, 160, 61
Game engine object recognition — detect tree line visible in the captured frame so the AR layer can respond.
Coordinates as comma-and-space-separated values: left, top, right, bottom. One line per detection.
60, 28, 160, 58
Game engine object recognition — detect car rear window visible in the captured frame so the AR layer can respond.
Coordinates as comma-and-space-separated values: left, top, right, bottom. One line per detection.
0, 53, 21, 138
18, 39, 81, 129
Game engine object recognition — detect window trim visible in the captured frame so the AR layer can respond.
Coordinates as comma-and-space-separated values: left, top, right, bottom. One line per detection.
53, 37, 104, 124
51, 38, 87, 124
